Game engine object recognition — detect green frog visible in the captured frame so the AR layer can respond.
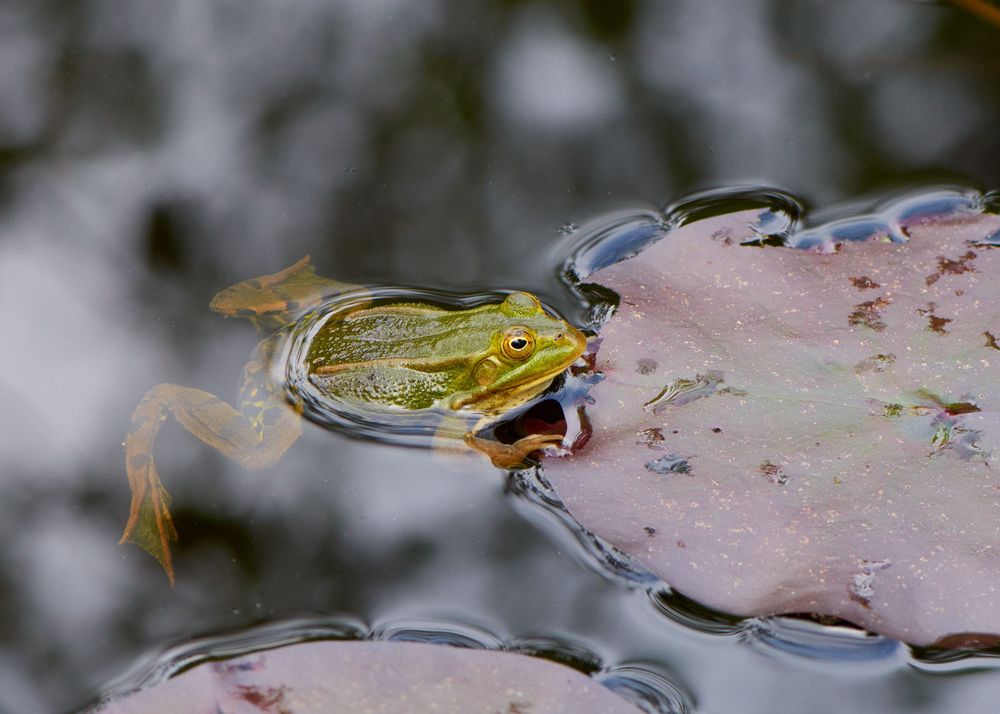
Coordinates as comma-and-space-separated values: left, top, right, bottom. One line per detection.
121, 256, 587, 583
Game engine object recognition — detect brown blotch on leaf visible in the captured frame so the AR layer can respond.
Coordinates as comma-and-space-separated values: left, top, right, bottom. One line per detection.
644, 526, 657, 537
917, 302, 952, 335
237, 684, 288, 709
758, 460, 788, 485
636, 427, 665, 448
848, 296, 891, 331
944, 401, 980, 416
850, 276, 880, 290
925, 250, 976, 286
569, 350, 598, 376
929, 315, 952, 334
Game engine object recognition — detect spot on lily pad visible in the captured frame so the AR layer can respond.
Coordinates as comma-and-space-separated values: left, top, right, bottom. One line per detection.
849, 560, 892, 608
757, 460, 788, 486
645, 453, 692, 476
925, 250, 976, 286
848, 296, 891, 331
636, 357, 658, 374
854, 354, 895, 374
850, 276, 880, 290
643, 370, 724, 414
917, 302, 952, 334
636, 427, 665, 448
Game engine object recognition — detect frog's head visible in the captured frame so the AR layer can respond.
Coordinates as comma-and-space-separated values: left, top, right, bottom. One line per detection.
449, 291, 587, 411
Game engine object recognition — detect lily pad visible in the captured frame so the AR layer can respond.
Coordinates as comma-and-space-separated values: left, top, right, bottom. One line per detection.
96, 641, 639, 713
544, 202, 1000, 646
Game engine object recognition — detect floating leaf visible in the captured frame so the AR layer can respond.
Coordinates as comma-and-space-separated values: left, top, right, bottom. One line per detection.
97, 641, 639, 713
545, 204, 1000, 646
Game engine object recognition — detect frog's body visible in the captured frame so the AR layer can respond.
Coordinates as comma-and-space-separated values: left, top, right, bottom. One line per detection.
308, 293, 582, 412
121, 257, 586, 584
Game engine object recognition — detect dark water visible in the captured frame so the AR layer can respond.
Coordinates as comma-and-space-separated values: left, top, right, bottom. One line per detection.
3, 1, 1000, 711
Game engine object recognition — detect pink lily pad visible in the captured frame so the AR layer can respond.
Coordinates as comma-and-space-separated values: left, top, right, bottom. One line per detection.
545, 201, 1000, 646
97, 640, 639, 713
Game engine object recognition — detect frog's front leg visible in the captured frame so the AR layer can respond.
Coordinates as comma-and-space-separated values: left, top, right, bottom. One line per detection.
433, 413, 564, 469
463, 432, 566, 469
120, 341, 301, 584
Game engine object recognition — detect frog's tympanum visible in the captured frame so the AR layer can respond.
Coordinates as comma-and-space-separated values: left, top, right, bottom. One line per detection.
121, 257, 587, 583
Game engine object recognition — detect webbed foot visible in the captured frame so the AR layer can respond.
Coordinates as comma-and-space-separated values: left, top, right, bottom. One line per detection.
120, 390, 179, 584
119, 382, 302, 584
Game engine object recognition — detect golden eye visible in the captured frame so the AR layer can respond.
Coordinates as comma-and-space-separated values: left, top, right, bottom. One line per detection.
501, 327, 535, 360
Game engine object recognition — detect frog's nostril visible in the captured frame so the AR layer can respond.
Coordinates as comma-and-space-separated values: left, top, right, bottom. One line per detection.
555, 332, 564, 341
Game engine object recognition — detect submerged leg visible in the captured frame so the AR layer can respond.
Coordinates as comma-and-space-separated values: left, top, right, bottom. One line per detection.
120, 343, 302, 583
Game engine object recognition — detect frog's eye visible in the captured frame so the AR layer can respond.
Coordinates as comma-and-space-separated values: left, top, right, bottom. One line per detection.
501, 327, 535, 360
501, 291, 542, 318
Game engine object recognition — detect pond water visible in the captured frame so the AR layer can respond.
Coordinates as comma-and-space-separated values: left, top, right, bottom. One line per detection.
2, 1, 1000, 711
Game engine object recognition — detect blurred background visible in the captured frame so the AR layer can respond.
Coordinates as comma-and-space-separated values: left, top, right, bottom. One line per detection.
2, 0, 1000, 711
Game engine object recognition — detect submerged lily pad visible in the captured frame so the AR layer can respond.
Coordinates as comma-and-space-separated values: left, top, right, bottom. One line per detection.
97, 641, 639, 713
545, 203, 1000, 646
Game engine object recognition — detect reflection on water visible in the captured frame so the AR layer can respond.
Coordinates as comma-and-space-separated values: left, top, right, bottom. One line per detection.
2, 0, 1000, 711
562, 186, 992, 284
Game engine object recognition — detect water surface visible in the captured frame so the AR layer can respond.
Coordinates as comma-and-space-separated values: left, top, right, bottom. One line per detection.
2, 1, 1000, 711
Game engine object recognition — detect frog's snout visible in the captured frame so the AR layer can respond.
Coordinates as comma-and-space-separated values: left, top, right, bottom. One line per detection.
558, 325, 588, 355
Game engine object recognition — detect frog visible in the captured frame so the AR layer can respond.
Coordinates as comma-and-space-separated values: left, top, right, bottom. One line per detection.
120, 256, 587, 583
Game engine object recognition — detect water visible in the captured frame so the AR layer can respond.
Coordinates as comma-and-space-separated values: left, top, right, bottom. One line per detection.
3, 1, 1000, 711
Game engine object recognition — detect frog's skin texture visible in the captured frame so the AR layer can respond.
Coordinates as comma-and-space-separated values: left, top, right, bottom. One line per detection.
120, 257, 586, 584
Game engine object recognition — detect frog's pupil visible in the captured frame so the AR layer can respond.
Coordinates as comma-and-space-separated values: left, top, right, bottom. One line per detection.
511, 338, 528, 350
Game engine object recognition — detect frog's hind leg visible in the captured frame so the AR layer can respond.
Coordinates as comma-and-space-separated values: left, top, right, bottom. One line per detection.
120, 341, 302, 584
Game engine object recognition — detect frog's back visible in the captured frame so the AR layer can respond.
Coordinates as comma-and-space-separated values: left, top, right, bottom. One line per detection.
302, 294, 584, 413
310, 364, 455, 410
306, 304, 489, 367
304, 303, 489, 410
